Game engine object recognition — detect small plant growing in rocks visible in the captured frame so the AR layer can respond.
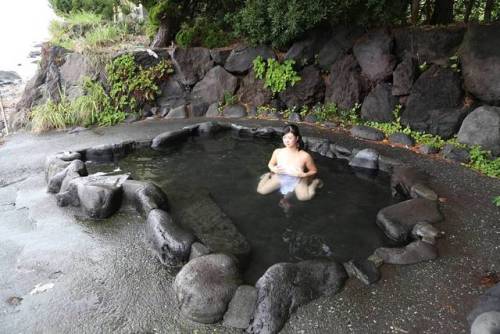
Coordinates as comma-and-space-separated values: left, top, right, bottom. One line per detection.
252, 56, 301, 95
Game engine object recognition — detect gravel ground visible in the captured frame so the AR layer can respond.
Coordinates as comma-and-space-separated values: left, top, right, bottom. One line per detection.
0, 118, 499, 334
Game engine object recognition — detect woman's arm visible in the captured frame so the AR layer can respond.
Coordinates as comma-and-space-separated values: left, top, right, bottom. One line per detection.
267, 149, 280, 173
298, 153, 317, 178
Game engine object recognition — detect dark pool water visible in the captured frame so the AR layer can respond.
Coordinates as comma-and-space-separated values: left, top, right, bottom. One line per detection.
89, 133, 397, 283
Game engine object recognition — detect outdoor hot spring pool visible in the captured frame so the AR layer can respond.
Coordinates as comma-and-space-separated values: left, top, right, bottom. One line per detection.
88, 132, 398, 283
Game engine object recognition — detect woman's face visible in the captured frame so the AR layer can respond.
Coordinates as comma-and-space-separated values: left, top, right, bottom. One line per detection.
282, 132, 298, 148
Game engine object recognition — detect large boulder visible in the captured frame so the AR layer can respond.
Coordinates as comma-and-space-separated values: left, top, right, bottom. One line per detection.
224, 45, 276, 74
325, 55, 369, 109
317, 26, 364, 71
374, 240, 438, 265
349, 148, 379, 170
376, 198, 443, 243
47, 159, 87, 194
393, 26, 465, 65
248, 260, 347, 334
122, 180, 169, 216
350, 125, 385, 141
391, 166, 432, 199
175, 191, 251, 264
407, 107, 469, 139
169, 47, 214, 86
402, 65, 463, 130
361, 83, 398, 122
124, 48, 170, 68
174, 254, 241, 323
353, 29, 396, 82
459, 24, 500, 104
284, 28, 330, 68
151, 128, 193, 150
156, 76, 187, 115
279, 66, 325, 109
238, 70, 273, 107
56, 173, 129, 219
190, 66, 238, 114
457, 106, 500, 156
392, 53, 418, 96
468, 283, 500, 327
223, 285, 258, 329
145, 209, 195, 266
59, 52, 94, 99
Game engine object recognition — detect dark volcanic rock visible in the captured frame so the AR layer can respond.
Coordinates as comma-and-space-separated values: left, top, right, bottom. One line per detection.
165, 105, 187, 119
238, 70, 273, 107
391, 166, 436, 200
470, 311, 500, 334
279, 66, 325, 109
210, 48, 232, 66
317, 26, 364, 71
376, 198, 443, 243
222, 104, 247, 118
223, 285, 258, 329
248, 260, 347, 334
224, 45, 276, 74
156, 77, 187, 114
441, 144, 470, 163
460, 24, 500, 104
190, 66, 238, 108
325, 55, 369, 109
457, 106, 500, 156
402, 65, 463, 130
146, 209, 195, 267
353, 29, 397, 82
344, 259, 381, 285
392, 53, 418, 96
468, 283, 500, 326
349, 148, 379, 170
393, 26, 465, 65
47, 159, 87, 194
151, 128, 193, 150
361, 83, 398, 122
388, 132, 415, 146
122, 180, 169, 216
174, 254, 241, 323
169, 47, 214, 86
375, 240, 438, 264
419, 144, 440, 155
350, 125, 385, 141
415, 107, 468, 140
57, 174, 129, 219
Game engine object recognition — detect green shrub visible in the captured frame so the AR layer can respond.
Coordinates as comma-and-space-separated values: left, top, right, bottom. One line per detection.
49, 0, 115, 19
106, 54, 173, 113
175, 17, 231, 48
252, 56, 301, 95
231, 0, 328, 48
493, 196, 500, 207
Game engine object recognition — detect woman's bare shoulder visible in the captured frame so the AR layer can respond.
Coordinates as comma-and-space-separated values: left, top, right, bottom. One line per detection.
299, 150, 313, 159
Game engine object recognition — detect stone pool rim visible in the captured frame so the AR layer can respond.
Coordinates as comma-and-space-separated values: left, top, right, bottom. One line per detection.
43, 121, 444, 333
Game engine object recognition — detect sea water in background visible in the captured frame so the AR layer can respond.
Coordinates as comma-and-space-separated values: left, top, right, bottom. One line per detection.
0, 0, 56, 82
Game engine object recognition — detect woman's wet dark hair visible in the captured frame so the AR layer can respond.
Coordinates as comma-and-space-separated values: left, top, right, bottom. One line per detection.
282, 124, 305, 150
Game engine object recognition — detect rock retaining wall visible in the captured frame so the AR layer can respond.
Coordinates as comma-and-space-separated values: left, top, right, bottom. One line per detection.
16, 23, 500, 155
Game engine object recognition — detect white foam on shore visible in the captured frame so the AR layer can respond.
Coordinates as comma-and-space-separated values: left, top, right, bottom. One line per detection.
0, 1, 56, 82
